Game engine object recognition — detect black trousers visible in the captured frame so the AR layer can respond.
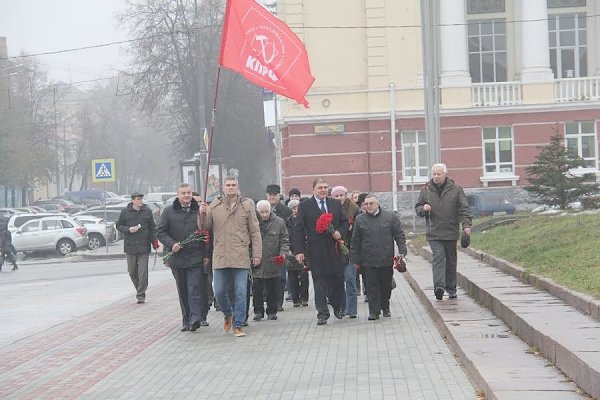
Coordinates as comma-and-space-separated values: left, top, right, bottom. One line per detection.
312, 271, 344, 320
363, 265, 393, 316
253, 277, 281, 316
288, 270, 309, 303
171, 266, 207, 327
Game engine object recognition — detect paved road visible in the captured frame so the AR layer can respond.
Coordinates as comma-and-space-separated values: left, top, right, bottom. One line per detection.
0, 258, 172, 348
0, 258, 476, 399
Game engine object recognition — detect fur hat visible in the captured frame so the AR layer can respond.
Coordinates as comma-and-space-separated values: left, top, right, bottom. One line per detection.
266, 184, 281, 194
460, 231, 471, 248
288, 199, 300, 208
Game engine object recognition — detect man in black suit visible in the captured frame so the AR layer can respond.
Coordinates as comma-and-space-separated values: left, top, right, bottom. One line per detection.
293, 178, 349, 325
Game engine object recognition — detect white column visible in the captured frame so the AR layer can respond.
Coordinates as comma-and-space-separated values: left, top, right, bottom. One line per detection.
518, 0, 554, 82
439, 0, 471, 87
596, 1, 600, 75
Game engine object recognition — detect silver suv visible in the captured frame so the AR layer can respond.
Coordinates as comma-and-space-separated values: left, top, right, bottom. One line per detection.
13, 216, 88, 256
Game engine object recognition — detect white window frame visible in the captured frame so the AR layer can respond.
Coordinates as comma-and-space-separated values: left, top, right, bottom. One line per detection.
564, 120, 598, 172
467, 18, 508, 83
400, 130, 428, 182
548, 12, 588, 78
482, 126, 515, 175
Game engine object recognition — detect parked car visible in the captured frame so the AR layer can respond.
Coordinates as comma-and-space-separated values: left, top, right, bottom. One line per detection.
50, 198, 88, 213
6, 213, 69, 233
85, 202, 161, 225
0, 208, 27, 217
74, 215, 117, 249
12, 216, 88, 256
466, 192, 516, 218
33, 201, 66, 213
145, 192, 177, 204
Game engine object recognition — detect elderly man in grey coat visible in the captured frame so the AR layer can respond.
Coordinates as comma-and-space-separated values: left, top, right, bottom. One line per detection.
351, 194, 407, 320
415, 163, 472, 301
253, 200, 290, 321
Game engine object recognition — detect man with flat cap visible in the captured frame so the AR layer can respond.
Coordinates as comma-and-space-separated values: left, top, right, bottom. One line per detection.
265, 184, 292, 309
116, 191, 159, 303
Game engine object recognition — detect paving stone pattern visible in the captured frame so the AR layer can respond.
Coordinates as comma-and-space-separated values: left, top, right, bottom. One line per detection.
0, 275, 475, 400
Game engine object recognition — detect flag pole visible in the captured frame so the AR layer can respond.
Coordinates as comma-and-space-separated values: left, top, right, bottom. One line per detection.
199, 65, 223, 223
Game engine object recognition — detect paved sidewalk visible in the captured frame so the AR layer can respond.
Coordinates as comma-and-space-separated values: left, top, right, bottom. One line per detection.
0, 272, 476, 400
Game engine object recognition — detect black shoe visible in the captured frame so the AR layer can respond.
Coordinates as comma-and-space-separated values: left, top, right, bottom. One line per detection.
253, 314, 263, 322
267, 314, 278, 320
317, 318, 327, 326
368, 314, 379, 321
136, 298, 145, 304
301, 300, 309, 307
12, 266, 18, 271
285, 295, 292, 301
190, 320, 201, 332
199, 320, 209, 327
293, 302, 300, 307
435, 288, 444, 301
334, 309, 343, 319
382, 310, 391, 318
180, 325, 190, 332
448, 294, 457, 299
349, 315, 357, 319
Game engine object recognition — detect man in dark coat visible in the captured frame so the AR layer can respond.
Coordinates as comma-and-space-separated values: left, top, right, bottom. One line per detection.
116, 192, 158, 303
0, 222, 18, 271
351, 194, 407, 320
415, 163, 472, 301
158, 183, 210, 332
293, 178, 348, 325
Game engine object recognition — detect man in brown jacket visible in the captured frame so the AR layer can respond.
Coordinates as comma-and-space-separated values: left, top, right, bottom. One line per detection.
199, 176, 262, 337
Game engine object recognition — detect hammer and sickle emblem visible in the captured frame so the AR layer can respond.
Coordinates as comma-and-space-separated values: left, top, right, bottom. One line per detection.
254, 34, 278, 64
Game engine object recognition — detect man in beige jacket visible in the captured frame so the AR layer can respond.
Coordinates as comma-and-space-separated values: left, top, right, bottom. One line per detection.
199, 176, 262, 337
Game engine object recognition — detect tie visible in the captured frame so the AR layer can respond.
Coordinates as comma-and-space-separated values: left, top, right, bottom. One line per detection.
319, 199, 326, 213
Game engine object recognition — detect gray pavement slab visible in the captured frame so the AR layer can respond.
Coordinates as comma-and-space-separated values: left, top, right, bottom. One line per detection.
0, 267, 476, 399
453, 251, 600, 399
405, 251, 588, 400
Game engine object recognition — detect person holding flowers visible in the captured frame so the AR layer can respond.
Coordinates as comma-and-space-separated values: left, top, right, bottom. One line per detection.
351, 194, 407, 320
198, 176, 262, 338
157, 183, 210, 332
293, 178, 349, 326
252, 200, 290, 322
330, 185, 360, 318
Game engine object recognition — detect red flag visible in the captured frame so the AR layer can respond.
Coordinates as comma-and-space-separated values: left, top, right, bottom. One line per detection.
219, 0, 315, 107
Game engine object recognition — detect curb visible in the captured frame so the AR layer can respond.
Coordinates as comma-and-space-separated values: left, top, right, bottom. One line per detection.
412, 244, 600, 399
461, 247, 600, 321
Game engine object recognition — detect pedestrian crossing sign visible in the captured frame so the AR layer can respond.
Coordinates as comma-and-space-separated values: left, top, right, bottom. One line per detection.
91, 159, 116, 182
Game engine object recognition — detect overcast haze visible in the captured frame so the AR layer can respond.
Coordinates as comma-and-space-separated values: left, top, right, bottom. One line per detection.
0, 0, 129, 84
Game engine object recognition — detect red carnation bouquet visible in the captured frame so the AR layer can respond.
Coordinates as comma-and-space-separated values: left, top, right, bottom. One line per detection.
271, 255, 286, 265
163, 229, 209, 263
315, 213, 349, 257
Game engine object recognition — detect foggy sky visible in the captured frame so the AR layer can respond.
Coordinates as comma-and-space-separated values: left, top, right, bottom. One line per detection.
0, 0, 129, 84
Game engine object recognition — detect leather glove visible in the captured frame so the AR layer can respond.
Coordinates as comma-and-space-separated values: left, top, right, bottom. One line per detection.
152, 239, 160, 250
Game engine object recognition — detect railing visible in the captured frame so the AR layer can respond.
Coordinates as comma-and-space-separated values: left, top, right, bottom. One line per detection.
555, 77, 600, 102
471, 81, 522, 107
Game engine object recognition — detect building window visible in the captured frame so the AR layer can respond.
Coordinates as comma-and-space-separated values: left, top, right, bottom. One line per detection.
467, 0, 505, 14
483, 126, 513, 174
468, 19, 507, 82
549, 13, 588, 78
401, 130, 428, 179
548, 0, 586, 8
565, 120, 597, 168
